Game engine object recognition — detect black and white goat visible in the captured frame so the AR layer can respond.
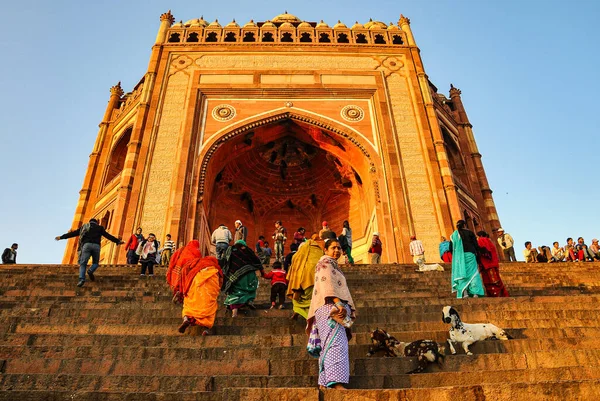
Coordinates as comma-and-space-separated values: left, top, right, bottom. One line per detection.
442, 306, 512, 355
367, 328, 445, 374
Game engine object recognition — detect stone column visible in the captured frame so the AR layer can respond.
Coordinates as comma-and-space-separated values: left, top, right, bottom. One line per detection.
63, 83, 123, 263
449, 85, 501, 232
399, 15, 462, 229
398, 15, 416, 46
155, 10, 175, 44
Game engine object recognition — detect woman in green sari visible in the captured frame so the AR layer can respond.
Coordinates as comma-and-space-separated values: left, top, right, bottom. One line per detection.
222, 240, 263, 317
451, 220, 485, 299
286, 234, 324, 319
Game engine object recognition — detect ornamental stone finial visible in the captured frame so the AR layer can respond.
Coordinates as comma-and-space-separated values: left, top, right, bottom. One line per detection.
399, 14, 410, 25
449, 84, 462, 97
110, 81, 124, 97
160, 10, 175, 25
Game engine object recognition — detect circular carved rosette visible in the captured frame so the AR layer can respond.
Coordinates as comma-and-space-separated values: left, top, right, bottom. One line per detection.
212, 104, 236, 122
340, 105, 365, 122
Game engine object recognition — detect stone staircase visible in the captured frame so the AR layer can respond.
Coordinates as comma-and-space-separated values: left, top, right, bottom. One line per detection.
1, 262, 600, 400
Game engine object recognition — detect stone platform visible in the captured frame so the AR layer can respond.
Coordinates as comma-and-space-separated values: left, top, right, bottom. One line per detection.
1, 262, 600, 400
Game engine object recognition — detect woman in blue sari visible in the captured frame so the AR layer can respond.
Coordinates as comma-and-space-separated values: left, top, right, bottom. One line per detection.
451, 220, 485, 298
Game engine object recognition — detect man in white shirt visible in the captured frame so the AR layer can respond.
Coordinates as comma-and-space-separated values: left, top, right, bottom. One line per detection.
496, 228, 516, 261
409, 235, 425, 264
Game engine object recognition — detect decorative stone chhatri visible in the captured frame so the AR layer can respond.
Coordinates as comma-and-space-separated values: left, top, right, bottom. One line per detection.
63, 12, 501, 265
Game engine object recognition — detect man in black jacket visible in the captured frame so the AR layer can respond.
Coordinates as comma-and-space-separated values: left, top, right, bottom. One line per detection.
1, 244, 18, 264
55, 218, 124, 287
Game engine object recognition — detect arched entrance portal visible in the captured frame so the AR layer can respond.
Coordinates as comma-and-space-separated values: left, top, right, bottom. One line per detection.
196, 114, 380, 262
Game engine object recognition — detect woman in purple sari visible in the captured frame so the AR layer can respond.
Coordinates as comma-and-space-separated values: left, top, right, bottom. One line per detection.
306, 239, 356, 390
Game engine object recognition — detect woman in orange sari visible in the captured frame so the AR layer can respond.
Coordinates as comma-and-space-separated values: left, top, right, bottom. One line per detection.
166, 240, 201, 303
177, 254, 223, 335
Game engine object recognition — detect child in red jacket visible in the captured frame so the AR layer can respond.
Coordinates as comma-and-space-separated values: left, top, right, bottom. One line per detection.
261, 261, 288, 309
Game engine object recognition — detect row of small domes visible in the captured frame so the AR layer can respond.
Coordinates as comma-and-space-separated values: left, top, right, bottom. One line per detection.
173, 17, 400, 31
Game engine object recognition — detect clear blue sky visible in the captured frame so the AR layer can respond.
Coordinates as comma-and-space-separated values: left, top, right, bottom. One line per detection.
1, 0, 598, 263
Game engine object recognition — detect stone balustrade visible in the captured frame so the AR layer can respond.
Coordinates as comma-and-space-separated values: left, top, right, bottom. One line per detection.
163, 21, 407, 46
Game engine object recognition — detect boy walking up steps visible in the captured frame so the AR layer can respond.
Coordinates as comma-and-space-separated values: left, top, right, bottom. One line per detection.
261, 261, 288, 309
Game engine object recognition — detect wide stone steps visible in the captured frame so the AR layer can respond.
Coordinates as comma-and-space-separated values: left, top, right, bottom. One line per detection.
2, 262, 600, 400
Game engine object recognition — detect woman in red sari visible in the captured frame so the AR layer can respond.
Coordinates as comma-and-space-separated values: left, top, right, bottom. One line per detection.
476, 231, 509, 297
166, 240, 201, 303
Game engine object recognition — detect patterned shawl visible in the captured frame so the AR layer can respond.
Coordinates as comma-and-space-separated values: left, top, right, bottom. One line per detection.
306, 255, 356, 324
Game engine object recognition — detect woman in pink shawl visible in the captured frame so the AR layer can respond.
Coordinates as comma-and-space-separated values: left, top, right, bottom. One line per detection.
306, 238, 356, 390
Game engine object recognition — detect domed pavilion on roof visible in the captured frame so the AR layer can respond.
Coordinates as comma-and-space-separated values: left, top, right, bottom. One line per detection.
63, 11, 502, 265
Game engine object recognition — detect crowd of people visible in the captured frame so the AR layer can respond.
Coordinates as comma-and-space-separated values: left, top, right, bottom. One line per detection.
523, 237, 600, 263
162, 220, 356, 389
0, 215, 583, 390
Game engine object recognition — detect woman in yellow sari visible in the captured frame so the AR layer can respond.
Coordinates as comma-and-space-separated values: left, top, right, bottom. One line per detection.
286, 234, 324, 320
177, 254, 223, 335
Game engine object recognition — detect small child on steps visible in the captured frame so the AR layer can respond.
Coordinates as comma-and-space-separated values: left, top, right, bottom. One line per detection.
260, 261, 288, 309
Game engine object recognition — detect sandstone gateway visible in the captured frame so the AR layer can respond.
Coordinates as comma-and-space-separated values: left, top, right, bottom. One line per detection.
63, 12, 501, 264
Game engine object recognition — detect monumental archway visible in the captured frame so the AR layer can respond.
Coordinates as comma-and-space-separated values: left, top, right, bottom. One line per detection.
194, 110, 382, 261
64, 12, 504, 265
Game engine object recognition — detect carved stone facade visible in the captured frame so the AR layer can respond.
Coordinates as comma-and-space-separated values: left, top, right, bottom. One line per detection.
63, 12, 502, 264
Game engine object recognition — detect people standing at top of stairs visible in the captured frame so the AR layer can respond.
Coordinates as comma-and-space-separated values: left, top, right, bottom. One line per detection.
536, 246, 553, 263
124, 228, 144, 265
159, 234, 176, 267
211, 224, 232, 261
409, 235, 425, 264
450, 220, 485, 299
318, 221, 332, 240
272, 220, 287, 263
368, 232, 383, 264
234, 220, 248, 243
136, 233, 159, 277
339, 220, 354, 265
439, 236, 453, 263
523, 242, 539, 263
1, 243, 18, 264
496, 228, 517, 262
476, 231, 509, 297
551, 242, 566, 262
575, 237, 595, 262
293, 227, 306, 245
588, 239, 600, 260
55, 218, 124, 287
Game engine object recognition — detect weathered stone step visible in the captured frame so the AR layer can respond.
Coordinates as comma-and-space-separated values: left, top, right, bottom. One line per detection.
3, 337, 600, 362
7, 306, 597, 324
224, 380, 600, 401
2, 365, 600, 392
0, 390, 222, 401
2, 294, 599, 316
6, 349, 600, 377
10, 315, 600, 337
